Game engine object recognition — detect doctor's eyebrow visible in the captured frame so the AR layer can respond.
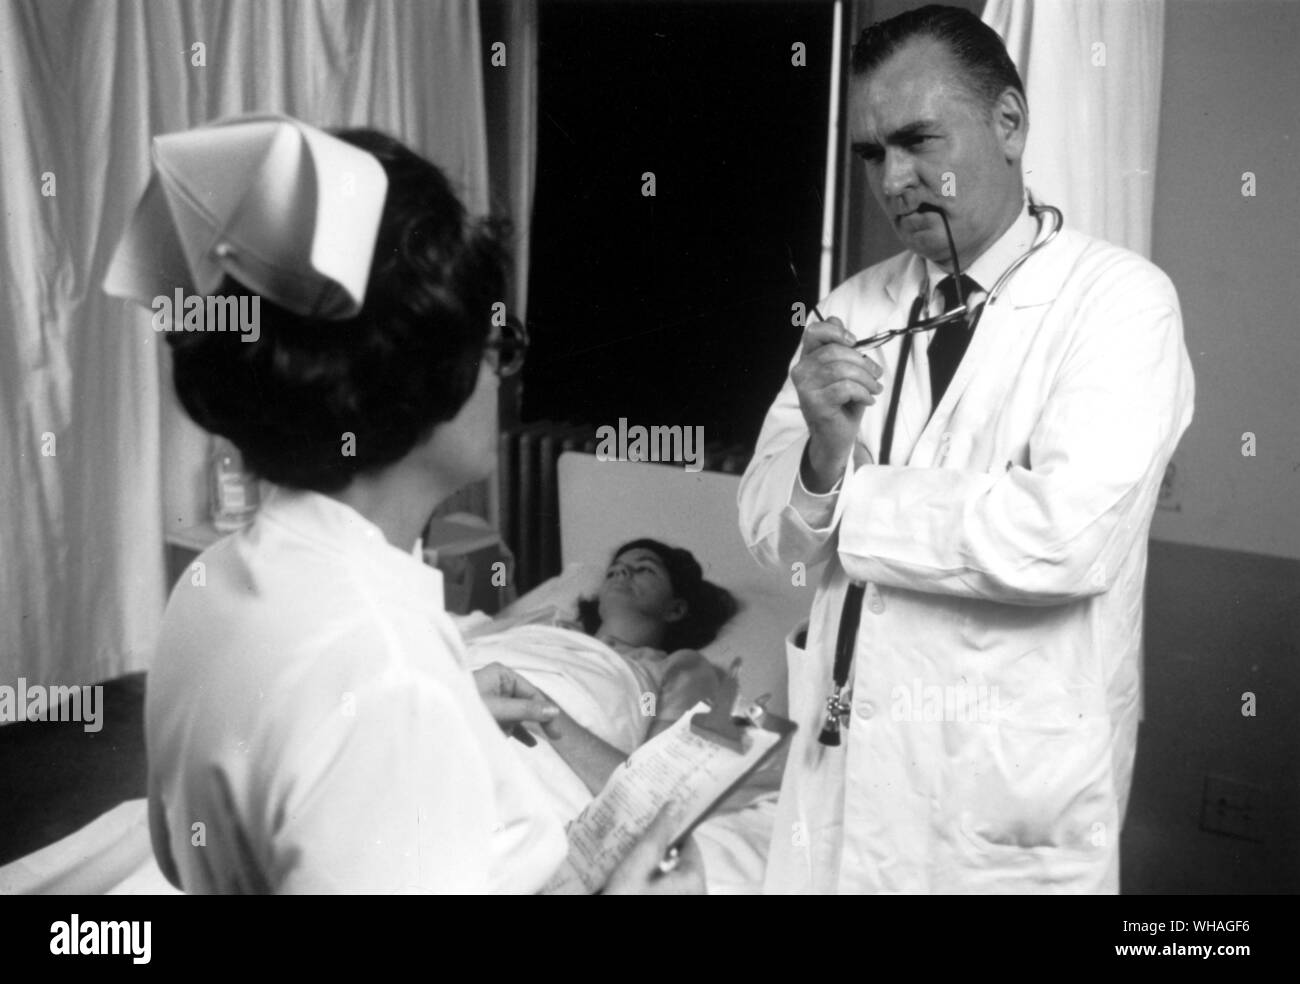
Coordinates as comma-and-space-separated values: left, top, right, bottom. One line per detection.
851, 119, 943, 159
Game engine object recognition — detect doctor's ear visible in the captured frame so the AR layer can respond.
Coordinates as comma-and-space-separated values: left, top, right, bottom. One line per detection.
991, 87, 1028, 162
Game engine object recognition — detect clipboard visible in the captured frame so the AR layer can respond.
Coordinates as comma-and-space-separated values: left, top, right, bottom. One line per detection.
541, 659, 797, 894
671, 658, 796, 846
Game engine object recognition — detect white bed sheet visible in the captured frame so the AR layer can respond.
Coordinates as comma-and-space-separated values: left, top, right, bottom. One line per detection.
0, 799, 179, 896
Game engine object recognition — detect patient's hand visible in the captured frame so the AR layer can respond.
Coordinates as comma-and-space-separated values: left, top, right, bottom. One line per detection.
645, 650, 723, 740
472, 662, 562, 739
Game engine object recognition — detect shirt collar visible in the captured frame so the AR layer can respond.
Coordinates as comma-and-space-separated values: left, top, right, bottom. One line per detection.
923, 197, 1037, 299
255, 485, 446, 613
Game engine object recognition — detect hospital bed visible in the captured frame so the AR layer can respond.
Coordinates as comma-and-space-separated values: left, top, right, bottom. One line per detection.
0, 452, 813, 894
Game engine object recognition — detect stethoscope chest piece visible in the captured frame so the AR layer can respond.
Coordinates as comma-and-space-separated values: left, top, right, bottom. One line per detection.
818, 684, 853, 746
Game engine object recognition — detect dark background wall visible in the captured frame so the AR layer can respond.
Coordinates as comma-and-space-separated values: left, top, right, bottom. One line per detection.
522, 0, 835, 450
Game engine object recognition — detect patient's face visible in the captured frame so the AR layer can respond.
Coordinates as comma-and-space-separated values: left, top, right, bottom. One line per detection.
599, 549, 685, 626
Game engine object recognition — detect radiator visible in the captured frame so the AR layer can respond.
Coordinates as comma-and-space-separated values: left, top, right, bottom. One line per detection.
498, 422, 753, 593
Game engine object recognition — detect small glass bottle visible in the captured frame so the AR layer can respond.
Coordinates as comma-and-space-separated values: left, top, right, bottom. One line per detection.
209, 436, 261, 532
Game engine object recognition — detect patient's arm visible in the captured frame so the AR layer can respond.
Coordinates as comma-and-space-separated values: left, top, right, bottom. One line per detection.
544, 707, 628, 796
646, 650, 722, 741
540, 651, 721, 794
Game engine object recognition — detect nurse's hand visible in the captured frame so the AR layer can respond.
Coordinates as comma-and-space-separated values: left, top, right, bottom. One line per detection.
791, 317, 884, 492
472, 662, 563, 739
603, 807, 706, 895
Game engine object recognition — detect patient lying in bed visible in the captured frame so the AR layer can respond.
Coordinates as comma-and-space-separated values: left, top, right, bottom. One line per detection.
460, 538, 738, 818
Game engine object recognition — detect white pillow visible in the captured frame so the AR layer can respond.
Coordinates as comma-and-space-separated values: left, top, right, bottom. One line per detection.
495, 562, 604, 622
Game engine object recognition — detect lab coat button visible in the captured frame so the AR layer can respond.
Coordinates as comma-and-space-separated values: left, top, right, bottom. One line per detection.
856, 700, 875, 721
868, 596, 884, 615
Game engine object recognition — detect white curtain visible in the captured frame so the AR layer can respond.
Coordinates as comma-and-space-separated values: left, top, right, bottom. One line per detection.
983, 0, 1165, 258
0, 0, 490, 690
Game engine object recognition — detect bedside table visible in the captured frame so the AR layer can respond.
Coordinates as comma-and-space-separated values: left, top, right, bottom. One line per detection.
423, 514, 516, 616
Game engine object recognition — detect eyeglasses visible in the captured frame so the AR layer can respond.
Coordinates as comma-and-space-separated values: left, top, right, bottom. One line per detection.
851, 301, 978, 351
484, 315, 529, 378
849, 201, 988, 351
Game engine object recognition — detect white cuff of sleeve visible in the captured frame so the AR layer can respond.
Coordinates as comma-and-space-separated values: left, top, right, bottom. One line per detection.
790, 462, 843, 532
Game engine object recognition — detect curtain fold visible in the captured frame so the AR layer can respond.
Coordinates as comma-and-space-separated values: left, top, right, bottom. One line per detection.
1, 0, 490, 691
983, 0, 1165, 258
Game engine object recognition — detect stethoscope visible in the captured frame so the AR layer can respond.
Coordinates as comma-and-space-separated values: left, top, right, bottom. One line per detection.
816, 201, 1064, 747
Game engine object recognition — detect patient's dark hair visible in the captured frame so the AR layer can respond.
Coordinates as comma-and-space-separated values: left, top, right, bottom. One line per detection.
166, 128, 507, 492
576, 539, 739, 652
850, 4, 1024, 115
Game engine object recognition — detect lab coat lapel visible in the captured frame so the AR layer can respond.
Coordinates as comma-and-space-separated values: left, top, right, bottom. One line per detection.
916, 300, 1019, 460
894, 328, 932, 465
875, 256, 931, 466
910, 228, 1073, 464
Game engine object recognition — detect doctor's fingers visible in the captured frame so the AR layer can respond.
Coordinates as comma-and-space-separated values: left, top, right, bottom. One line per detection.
800, 318, 855, 354
793, 356, 883, 407
795, 338, 884, 385
802, 321, 885, 379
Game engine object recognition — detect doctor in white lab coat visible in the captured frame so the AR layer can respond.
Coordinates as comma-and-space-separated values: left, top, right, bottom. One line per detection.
739, 6, 1193, 893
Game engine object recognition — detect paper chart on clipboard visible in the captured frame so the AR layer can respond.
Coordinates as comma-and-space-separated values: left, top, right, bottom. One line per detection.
542, 697, 796, 894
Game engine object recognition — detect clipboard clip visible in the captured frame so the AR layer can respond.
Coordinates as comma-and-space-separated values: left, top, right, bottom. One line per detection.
690, 658, 757, 753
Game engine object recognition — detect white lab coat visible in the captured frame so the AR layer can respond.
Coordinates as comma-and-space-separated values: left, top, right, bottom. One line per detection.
739, 219, 1194, 893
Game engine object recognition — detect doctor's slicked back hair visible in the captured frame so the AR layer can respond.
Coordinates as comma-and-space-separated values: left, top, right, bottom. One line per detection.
850, 4, 1024, 116
166, 128, 506, 493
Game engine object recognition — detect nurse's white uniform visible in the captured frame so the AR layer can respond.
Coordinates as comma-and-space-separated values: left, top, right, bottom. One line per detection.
739, 204, 1195, 894
146, 489, 566, 893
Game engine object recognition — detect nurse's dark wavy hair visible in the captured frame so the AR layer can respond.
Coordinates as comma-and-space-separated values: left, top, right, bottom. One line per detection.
850, 4, 1025, 115
576, 539, 739, 653
166, 128, 506, 493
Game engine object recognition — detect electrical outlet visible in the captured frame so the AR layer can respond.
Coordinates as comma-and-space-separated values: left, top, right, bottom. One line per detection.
1199, 775, 1267, 842
1157, 460, 1182, 512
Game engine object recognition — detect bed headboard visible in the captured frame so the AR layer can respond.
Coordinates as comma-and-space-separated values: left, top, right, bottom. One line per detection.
558, 453, 759, 581
557, 452, 812, 713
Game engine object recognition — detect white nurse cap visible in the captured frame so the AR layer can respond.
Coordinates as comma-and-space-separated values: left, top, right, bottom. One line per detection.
103, 113, 389, 321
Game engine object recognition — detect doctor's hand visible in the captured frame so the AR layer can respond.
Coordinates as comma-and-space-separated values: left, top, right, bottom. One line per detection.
602, 807, 706, 895
472, 662, 563, 740
791, 317, 883, 493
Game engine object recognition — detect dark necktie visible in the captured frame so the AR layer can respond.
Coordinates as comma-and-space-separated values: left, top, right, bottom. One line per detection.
928, 273, 981, 409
